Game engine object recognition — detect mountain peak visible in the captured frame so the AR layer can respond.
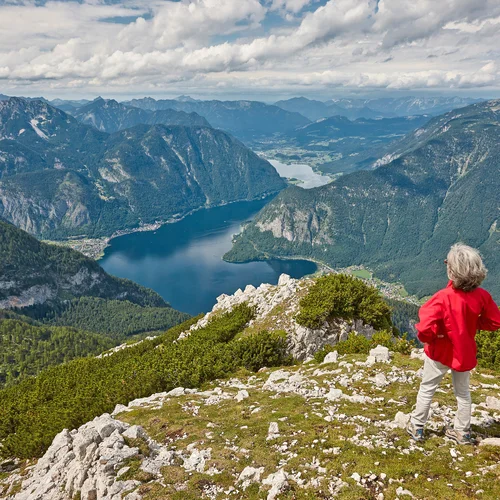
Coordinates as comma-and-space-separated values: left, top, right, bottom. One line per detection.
175, 95, 197, 102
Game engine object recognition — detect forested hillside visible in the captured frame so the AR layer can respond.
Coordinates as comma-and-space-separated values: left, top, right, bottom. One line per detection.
0, 98, 286, 239
225, 99, 500, 299
0, 319, 114, 387
40, 296, 189, 337
0, 220, 168, 309
0, 221, 191, 384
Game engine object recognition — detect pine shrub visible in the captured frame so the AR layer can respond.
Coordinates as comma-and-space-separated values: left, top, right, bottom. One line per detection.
296, 274, 392, 330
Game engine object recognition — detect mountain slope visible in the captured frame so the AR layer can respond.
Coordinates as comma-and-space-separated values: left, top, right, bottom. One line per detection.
0, 319, 115, 387
126, 97, 311, 141
225, 99, 500, 299
0, 220, 168, 309
2, 275, 500, 500
73, 97, 211, 133
0, 98, 285, 239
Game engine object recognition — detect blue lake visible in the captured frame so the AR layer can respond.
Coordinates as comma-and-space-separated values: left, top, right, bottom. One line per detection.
100, 198, 317, 315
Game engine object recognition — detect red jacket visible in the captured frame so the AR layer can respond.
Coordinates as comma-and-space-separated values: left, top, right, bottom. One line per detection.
416, 281, 500, 371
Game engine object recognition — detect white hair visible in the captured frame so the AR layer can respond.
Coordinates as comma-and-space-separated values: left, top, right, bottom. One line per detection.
447, 243, 487, 292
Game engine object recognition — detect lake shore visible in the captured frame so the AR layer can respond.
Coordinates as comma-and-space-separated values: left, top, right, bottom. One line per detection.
44, 192, 281, 260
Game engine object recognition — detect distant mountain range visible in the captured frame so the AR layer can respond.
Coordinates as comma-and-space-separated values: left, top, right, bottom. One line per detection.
275, 96, 482, 121
123, 97, 311, 142
267, 112, 432, 174
0, 97, 285, 239
72, 97, 211, 133
291, 115, 429, 145
225, 99, 500, 300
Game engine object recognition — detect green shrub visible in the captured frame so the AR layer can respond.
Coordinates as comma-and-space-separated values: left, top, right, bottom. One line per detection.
296, 274, 392, 330
476, 330, 500, 371
336, 332, 372, 355
314, 330, 416, 362
0, 304, 292, 460
234, 330, 292, 372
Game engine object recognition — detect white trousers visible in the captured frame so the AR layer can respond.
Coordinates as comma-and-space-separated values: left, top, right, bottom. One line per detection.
411, 355, 471, 432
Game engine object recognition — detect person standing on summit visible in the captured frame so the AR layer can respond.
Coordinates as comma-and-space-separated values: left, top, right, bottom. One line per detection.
406, 243, 500, 444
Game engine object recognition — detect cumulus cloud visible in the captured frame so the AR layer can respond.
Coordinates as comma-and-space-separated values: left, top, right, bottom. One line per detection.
269, 0, 316, 14
0, 0, 499, 95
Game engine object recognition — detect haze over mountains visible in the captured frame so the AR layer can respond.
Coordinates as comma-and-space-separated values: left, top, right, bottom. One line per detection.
72, 98, 211, 133
225, 99, 500, 300
274, 96, 481, 121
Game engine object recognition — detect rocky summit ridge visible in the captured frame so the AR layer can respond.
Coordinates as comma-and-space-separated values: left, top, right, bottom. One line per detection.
182, 274, 375, 361
2, 275, 500, 499
4, 346, 500, 499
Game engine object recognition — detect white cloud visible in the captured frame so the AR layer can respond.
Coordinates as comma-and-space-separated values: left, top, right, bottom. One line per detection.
0, 0, 499, 95
269, 0, 315, 14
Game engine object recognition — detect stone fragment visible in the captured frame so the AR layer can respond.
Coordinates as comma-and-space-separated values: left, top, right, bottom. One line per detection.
322, 351, 338, 364
122, 425, 147, 441
480, 438, 500, 447
326, 388, 343, 401
167, 387, 185, 397
238, 466, 264, 490
396, 486, 415, 497
369, 345, 391, 363
410, 349, 425, 361
485, 396, 500, 411
393, 412, 411, 429
373, 373, 388, 387
267, 422, 280, 441
182, 448, 211, 472
262, 469, 288, 500
235, 390, 249, 402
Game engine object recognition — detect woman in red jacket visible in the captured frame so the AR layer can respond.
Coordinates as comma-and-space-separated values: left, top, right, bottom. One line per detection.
406, 243, 500, 444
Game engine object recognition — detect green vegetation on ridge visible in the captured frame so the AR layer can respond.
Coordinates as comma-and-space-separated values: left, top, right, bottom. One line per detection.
0, 305, 291, 459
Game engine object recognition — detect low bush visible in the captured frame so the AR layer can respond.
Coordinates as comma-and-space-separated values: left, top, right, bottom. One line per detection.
313, 331, 416, 362
296, 274, 392, 331
0, 304, 292, 459
476, 329, 500, 371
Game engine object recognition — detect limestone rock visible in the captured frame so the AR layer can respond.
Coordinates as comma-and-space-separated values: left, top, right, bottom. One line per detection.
262, 469, 289, 500
238, 466, 264, 490
235, 389, 249, 402
480, 438, 500, 447
485, 396, 500, 411
393, 412, 411, 429
267, 422, 280, 441
322, 351, 338, 364
369, 345, 391, 363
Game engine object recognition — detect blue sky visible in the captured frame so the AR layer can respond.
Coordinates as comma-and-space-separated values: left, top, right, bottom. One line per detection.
0, 0, 499, 100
